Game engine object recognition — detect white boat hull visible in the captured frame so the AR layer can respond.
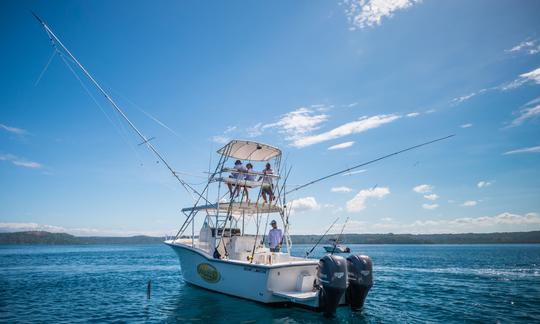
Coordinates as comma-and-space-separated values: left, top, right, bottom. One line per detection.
165, 240, 322, 307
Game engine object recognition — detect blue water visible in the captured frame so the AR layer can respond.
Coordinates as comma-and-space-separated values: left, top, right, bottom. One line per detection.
1, 244, 539, 323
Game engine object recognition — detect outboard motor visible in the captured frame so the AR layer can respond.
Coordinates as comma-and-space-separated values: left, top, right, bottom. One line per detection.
346, 254, 373, 310
317, 255, 347, 317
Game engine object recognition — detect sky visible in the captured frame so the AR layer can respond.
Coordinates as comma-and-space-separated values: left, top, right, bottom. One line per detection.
1, 0, 540, 236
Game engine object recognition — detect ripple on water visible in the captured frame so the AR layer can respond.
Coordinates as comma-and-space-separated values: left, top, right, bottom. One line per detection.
1, 244, 539, 323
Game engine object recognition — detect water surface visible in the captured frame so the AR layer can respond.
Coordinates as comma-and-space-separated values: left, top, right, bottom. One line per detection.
1, 244, 539, 323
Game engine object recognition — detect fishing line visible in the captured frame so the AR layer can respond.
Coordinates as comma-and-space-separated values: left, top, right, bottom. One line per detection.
287, 135, 455, 195
34, 48, 57, 86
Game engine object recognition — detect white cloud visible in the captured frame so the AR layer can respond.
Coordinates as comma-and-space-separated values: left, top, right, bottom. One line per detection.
501, 67, 540, 90
335, 212, 540, 234
343, 0, 422, 30
224, 126, 237, 134
342, 169, 367, 176
461, 200, 478, 207
0, 123, 27, 135
477, 181, 492, 188
328, 141, 355, 150
460, 123, 473, 128
406, 112, 420, 117
289, 197, 320, 213
413, 184, 433, 194
506, 39, 540, 55
331, 186, 353, 193
247, 122, 263, 137
263, 107, 328, 142
211, 135, 230, 144
422, 203, 438, 210
0, 153, 42, 169
508, 104, 540, 127
292, 114, 400, 148
346, 187, 390, 212
452, 67, 540, 105
0, 222, 169, 237
503, 145, 540, 155
423, 194, 439, 201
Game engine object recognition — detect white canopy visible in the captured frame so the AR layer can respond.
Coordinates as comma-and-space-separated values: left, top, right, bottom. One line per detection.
217, 140, 281, 161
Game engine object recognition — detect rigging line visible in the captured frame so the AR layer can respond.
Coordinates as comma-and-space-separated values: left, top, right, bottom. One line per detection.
33, 12, 209, 205
34, 48, 56, 86
56, 50, 144, 166
287, 134, 455, 195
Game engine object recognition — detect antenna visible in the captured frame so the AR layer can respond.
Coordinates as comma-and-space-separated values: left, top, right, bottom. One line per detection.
32, 12, 210, 205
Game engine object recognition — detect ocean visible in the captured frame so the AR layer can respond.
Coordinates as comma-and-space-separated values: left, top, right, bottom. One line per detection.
1, 244, 539, 323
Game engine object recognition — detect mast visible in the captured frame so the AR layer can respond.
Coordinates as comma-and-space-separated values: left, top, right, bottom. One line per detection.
32, 12, 210, 204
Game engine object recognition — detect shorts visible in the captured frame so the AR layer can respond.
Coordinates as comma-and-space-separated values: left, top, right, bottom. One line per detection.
262, 184, 273, 195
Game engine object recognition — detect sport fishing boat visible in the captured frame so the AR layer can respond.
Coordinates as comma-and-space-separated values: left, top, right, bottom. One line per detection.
164, 140, 373, 315
324, 239, 351, 253
32, 12, 453, 317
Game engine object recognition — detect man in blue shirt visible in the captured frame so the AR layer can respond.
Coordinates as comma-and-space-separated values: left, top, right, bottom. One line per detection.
268, 220, 283, 252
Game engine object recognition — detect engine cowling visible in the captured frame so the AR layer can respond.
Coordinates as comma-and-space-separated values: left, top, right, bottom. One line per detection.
346, 254, 373, 310
318, 255, 347, 317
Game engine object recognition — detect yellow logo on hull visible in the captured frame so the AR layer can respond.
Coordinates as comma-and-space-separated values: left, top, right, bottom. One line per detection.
197, 263, 221, 283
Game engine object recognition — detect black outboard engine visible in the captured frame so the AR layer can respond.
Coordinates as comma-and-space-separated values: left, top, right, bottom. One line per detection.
318, 255, 348, 317
346, 254, 373, 310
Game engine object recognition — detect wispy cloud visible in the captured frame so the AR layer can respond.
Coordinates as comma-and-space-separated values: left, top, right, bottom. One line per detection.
508, 100, 540, 127
342, 169, 367, 176
460, 123, 473, 128
477, 180, 492, 188
503, 145, 540, 155
0, 153, 42, 169
423, 194, 439, 201
461, 200, 478, 207
331, 186, 353, 193
292, 114, 400, 148
338, 212, 540, 234
0, 123, 27, 135
422, 203, 438, 210
211, 135, 230, 144
413, 184, 433, 194
263, 107, 329, 142
346, 187, 390, 212
328, 141, 355, 150
343, 0, 422, 30
0, 222, 170, 237
506, 38, 540, 55
452, 67, 540, 104
406, 112, 420, 117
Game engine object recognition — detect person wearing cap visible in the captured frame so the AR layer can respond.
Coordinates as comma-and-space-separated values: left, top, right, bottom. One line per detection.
228, 160, 246, 199
267, 220, 283, 252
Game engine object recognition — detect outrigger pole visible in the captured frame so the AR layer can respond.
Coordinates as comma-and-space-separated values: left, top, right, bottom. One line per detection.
32, 12, 210, 204
287, 134, 455, 195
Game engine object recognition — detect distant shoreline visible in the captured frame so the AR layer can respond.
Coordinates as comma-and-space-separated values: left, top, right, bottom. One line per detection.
1, 230, 539, 245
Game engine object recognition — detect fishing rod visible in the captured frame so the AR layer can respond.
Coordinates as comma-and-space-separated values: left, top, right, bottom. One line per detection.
331, 217, 349, 255
305, 217, 339, 258
287, 134, 455, 195
31, 12, 211, 205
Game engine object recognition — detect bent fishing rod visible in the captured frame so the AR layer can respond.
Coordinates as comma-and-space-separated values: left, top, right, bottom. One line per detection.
305, 217, 339, 258
287, 134, 455, 195
32, 12, 211, 205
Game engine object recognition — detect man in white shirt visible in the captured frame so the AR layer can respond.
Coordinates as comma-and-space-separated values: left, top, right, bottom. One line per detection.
267, 220, 283, 252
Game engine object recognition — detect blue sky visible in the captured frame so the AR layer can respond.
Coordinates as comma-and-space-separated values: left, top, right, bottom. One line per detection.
1, 0, 539, 236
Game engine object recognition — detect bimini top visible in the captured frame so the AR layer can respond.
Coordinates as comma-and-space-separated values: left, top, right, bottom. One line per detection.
217, 140, 281, 161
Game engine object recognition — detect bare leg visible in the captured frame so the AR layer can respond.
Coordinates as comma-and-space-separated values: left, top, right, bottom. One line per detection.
262, 191, 268, 204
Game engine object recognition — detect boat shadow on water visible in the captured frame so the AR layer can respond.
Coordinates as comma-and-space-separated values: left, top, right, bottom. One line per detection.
161, 282, 371, 323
